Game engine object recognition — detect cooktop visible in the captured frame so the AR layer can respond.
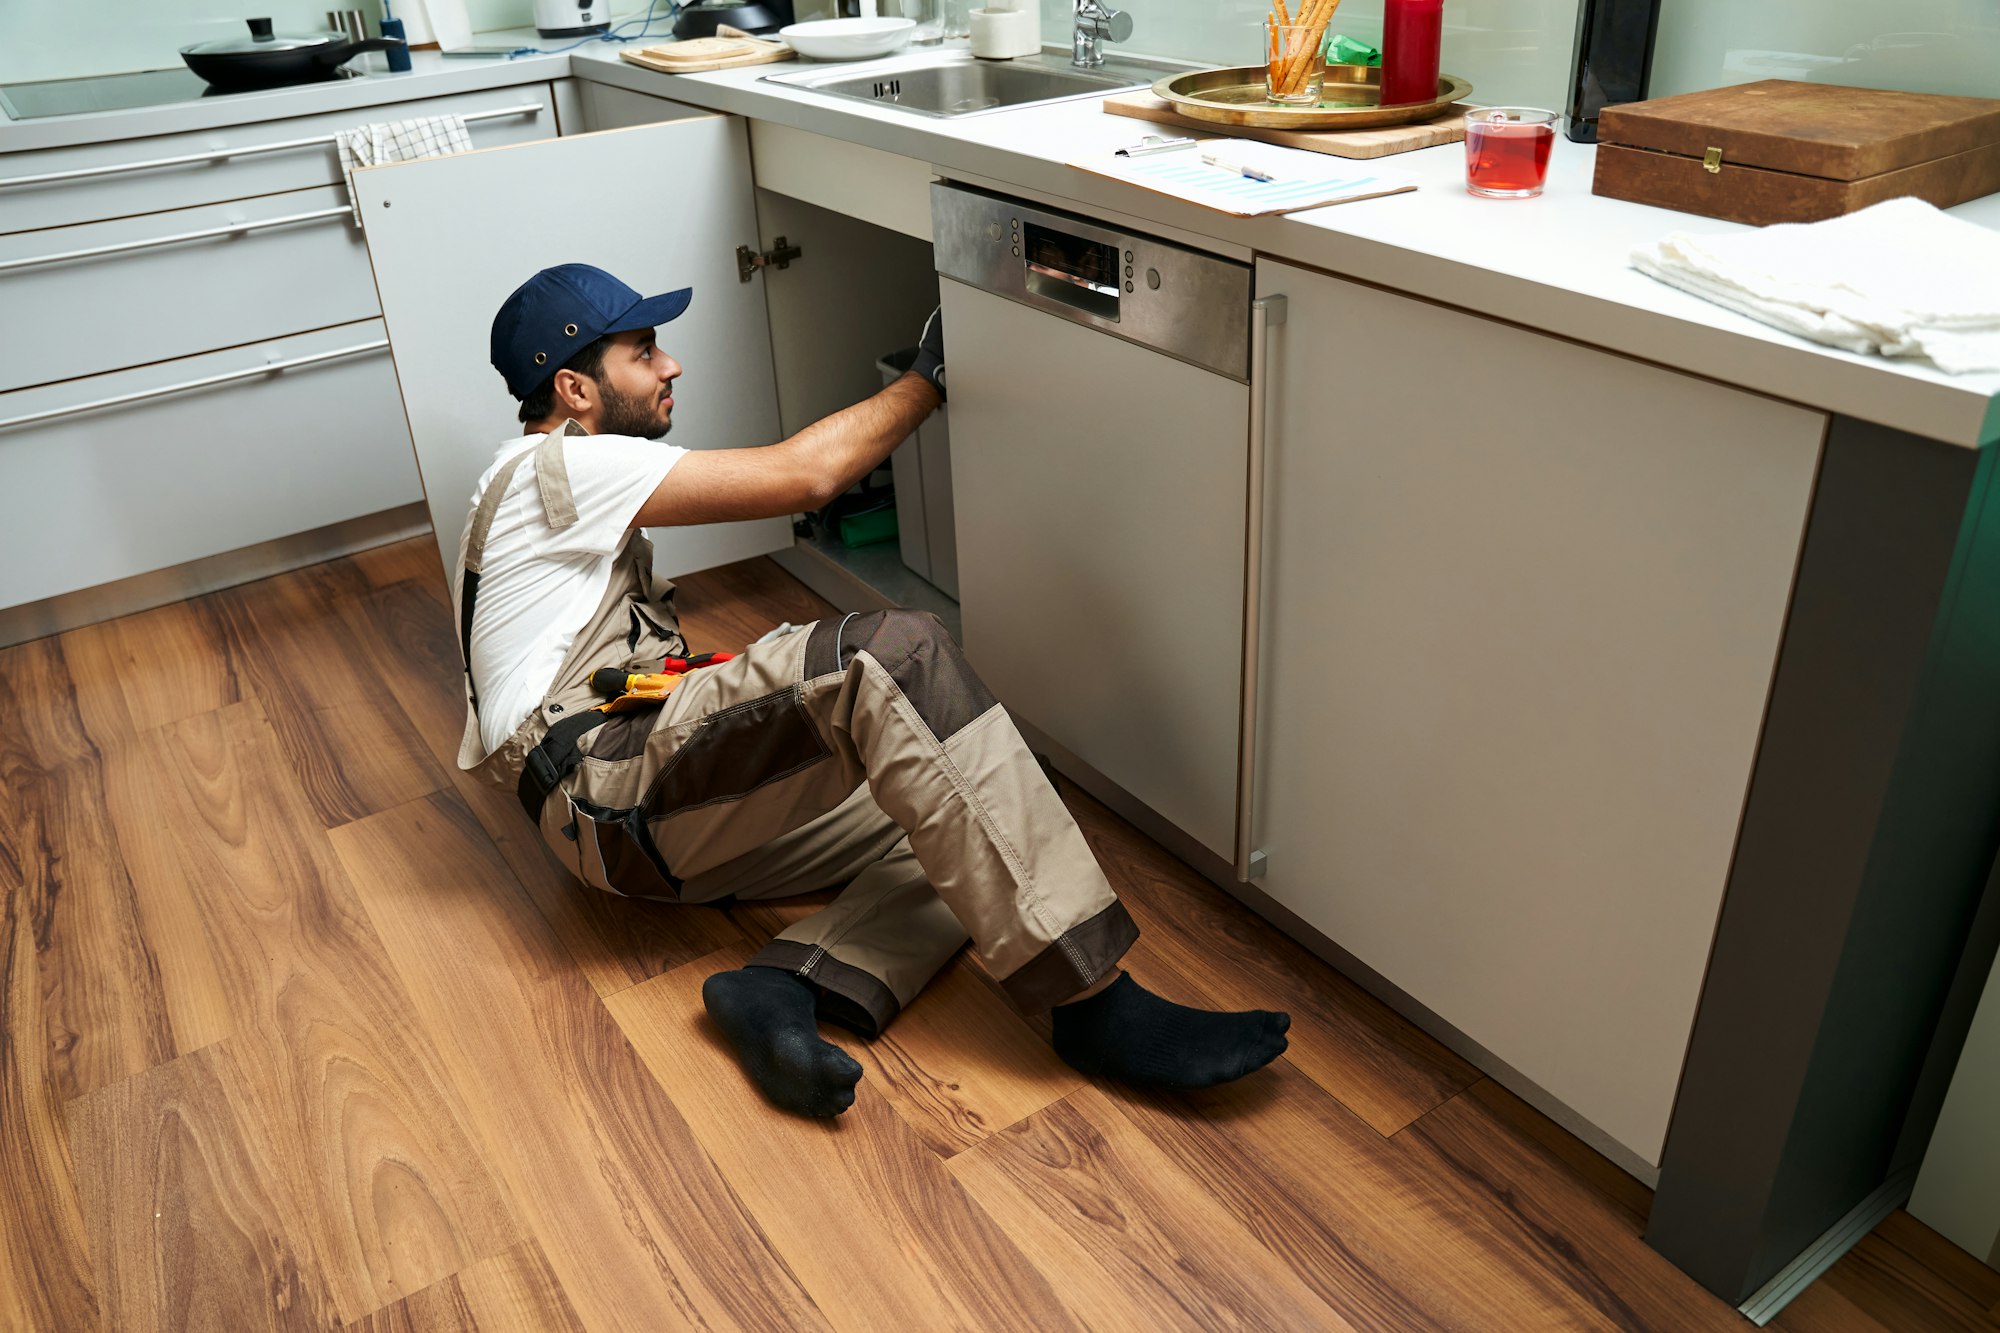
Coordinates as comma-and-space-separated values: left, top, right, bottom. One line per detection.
0, 66, 365, 121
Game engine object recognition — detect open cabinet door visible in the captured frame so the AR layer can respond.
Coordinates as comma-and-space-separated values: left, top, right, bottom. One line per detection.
354, 114, 792, 584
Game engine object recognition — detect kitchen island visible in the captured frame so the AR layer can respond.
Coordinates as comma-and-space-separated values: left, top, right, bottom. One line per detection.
7, 38, 2000, 1314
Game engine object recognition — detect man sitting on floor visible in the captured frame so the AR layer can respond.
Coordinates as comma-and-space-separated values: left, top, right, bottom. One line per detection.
455, 262, 1290, 1116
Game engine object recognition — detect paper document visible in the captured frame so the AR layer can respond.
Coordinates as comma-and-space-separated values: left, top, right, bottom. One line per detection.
1070, 139, 1416, 216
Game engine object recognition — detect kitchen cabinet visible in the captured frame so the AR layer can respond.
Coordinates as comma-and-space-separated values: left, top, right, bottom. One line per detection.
0, 323, 411, 610
1247, 258, 1826, 1170
357, 115, 795, 580
0, 183, 366, 393
0, 84, 554, 235
0, 83, 559, 644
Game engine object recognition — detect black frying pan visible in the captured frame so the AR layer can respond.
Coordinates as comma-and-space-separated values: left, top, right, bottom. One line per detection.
180, 18, 404, 91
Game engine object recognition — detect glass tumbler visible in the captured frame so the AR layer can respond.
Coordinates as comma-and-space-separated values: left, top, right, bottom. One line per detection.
1264, 22, 1327, 107
1464, 107, 1559, 198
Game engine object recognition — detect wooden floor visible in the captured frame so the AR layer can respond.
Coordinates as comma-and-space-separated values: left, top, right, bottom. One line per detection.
5, 538, 1998, 1332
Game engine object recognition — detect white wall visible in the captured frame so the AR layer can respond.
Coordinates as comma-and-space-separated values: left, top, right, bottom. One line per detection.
0, 0, 651, 84
1650, 0, 2000, 99
1036, 0, 1584, 111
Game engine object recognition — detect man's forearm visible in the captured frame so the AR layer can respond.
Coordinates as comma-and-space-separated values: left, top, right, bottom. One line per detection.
786, 371, 939, 507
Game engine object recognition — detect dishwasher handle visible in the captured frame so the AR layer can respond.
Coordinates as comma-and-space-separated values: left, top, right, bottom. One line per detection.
1236, 292, 1286, 882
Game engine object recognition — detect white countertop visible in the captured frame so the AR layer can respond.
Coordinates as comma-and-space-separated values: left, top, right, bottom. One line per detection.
7, 39, 1998, 447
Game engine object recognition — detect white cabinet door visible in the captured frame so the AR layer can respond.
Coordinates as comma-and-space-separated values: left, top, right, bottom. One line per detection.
1250, 259, 1824, 1170
1, 184, 369, 393
944, 279, 1249, 861
353, 114, 792, 584
0, 320, 416, 608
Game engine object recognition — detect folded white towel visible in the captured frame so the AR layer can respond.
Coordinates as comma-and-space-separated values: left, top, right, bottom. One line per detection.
1631, 197, 2000, 375
335, 114, 474, 223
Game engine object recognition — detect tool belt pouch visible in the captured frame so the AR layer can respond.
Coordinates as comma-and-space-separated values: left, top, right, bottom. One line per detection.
522, 712, 683, 901
542, 787, 681, 900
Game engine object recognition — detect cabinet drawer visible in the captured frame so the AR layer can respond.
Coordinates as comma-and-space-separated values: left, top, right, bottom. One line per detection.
0, 320, 420, 608
0, 183, 373, 392
0, 83, 554, 235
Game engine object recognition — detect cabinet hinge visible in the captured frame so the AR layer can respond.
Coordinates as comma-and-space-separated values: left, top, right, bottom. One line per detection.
737, 236, 803, 282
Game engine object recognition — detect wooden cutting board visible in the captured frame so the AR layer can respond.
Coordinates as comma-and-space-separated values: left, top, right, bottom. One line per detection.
620, 35, 795, 74
1103, 89, 1468, 159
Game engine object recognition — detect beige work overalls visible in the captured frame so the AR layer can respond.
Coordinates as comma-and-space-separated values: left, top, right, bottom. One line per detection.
455, 423, 1138, 1034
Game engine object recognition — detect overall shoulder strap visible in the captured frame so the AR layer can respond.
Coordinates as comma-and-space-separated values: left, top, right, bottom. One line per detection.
458, 426, 579, 707
534, 420, 582, 531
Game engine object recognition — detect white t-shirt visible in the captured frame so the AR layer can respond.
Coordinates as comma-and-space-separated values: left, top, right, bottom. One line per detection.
455, 430, 685, 760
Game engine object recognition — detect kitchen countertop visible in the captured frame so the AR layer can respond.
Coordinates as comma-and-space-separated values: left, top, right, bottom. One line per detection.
7, 38, 1998, 447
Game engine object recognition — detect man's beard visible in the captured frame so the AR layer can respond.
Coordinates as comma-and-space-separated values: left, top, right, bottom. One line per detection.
598, 382, 671, 440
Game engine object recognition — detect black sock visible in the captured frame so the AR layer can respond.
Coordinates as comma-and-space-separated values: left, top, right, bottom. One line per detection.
1051, 973, 1290, 1090
701, 967, 864, 1118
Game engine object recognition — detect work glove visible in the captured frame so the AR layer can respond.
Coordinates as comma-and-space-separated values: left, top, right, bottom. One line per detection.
910, 306, 947, 401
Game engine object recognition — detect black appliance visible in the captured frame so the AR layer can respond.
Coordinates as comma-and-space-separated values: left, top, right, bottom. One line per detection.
671, 0, 794, 40
180, 17, 402, 91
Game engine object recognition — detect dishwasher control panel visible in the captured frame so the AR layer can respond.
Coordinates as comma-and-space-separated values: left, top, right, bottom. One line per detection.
931, 182, 1253, 381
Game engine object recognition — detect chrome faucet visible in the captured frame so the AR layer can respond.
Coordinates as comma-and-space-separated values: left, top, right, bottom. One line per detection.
1071, 0, 1132, 69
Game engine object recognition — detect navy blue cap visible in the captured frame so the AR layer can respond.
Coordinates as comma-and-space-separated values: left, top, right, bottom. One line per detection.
490, 264, 692, 399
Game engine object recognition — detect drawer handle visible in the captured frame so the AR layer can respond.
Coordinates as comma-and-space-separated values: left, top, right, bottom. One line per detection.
0, 102, 542, 190
1236, 293, 1286, 883
0, 205, 353, 274
0, 339, 389, 433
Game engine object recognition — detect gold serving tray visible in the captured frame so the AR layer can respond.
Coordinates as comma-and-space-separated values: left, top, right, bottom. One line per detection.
1151, 65, 1473, 130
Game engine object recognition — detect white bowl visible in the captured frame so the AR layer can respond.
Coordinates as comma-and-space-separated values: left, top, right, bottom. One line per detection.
779, 17, 917, 60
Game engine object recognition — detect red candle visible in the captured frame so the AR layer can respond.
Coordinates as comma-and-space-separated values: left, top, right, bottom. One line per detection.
1380, 0, 1442, 107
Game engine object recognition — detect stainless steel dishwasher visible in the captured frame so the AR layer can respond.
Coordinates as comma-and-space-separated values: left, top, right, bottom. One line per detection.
933, 181, 1276, 868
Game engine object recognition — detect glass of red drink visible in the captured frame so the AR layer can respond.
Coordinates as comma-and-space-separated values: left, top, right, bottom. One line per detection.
1464, 107, 1558, 199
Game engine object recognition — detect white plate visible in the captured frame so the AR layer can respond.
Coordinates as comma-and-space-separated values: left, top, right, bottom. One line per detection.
779, 17, 917, 60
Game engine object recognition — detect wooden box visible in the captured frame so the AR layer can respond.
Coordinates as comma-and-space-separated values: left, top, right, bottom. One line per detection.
1593, 80, 2000, 225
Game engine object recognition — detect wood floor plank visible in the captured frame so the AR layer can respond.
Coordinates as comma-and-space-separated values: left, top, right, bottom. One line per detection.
0, 625, 106, 765
1095, 1064, 1484, 1332
350, 536, 450, 595
211, 566, 444, 828
343, 1241, 586, 1333
947, 1083, 1357, 1332
0, 832, 101, 1333
1774, 1278, 1908, 1333
1063, 780, 1480, 1134
0, 636, 175, 1104
1791, 1212, 2000, 1333
1116, 1058, 1738, 1331
67, 1038, 341, 1332
604, 945, 1084, 1332
95, 702, 236, 1058
838, 957, 1083, 1158
1398, 1082, 1742, 1331
60, 597, 241, 740
329, 791, 829, 1333
450, 1241, 587, 1333
336, 577, 746, 994
0, 753, 175, 1104
101, 702, 521, 1323
1461, 1078, 1654, 1230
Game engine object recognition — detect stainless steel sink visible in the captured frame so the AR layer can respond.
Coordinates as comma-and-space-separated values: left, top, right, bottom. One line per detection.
763, 51, 1165, 118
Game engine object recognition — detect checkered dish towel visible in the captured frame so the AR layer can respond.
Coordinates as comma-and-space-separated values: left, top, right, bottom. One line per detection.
1631, 197, 2000, 375
335, 114, 474, 222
